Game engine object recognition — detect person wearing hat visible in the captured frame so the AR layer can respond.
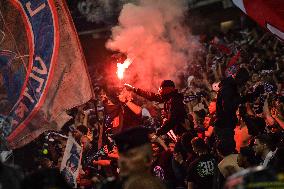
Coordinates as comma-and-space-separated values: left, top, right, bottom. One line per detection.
124, 80, 188, 142
100, 127, 166, 189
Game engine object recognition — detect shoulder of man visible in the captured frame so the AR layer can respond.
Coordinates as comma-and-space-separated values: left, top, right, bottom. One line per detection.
124, 174, 166, 189
219, 77, 236, 88
169, 92, 185, 105
225, 166, 283, 189
99, 178, 123, 189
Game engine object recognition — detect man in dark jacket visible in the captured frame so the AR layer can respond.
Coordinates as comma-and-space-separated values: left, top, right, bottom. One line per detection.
100, 127, 166, 189
186, 137, 216, 189
214, 67, 250, 148
124, 80, 188, 139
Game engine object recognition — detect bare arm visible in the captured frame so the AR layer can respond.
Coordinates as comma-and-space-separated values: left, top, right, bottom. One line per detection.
271, 108, 284, 130
149, 133, 168, 151
118, 89, 142, 115
272, 116, 284, 130
202, 72, 212, 91
135, 88, 163, 102
246, 103, 255, 116
125, 101, 142, 115
263, 98, 275, 126
187, 182, 194, 189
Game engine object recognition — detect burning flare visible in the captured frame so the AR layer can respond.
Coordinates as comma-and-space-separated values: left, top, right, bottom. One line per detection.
116, 58, 132, 80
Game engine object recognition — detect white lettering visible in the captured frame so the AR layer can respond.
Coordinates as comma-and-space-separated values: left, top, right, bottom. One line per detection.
30, 73, 45, 93
15, 102, 29, 119
33, 56, 47, 75
26, 2, 46, 17
23, 87, 35, 103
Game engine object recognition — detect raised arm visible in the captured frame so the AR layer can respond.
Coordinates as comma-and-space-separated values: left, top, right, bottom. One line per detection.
124, 84, 163, 102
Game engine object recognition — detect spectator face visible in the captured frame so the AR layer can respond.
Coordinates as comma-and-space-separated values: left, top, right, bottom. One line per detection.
208, 101, 216, 114
97, 111, 104, 121
152, 143, 161, 157
191, 143, 198, 154
72, 129, 83, 141
118, 88, 133, 103
252, 73, 260, 82
253, 139, 265, 156
78, 112, 85, 122
118, 145, 151, 177
98, 90, 107, 101
168, 143, 175, 153
158, 87, 165, 96
80, 136, 91, 150
158, 87, 175, 97
112, 146, 118, 154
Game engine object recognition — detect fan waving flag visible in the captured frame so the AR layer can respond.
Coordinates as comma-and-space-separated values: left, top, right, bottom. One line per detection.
0, 0, 93, 149
232, 0, 284, 40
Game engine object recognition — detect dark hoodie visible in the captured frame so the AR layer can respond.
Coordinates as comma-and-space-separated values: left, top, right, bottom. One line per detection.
215, 77, 240, 129
135, 89, 187, 136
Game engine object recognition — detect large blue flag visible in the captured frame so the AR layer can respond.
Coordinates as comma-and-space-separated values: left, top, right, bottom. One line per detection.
0, 0, 93, 149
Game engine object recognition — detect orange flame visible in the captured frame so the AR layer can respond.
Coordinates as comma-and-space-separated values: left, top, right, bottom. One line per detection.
116, 58, 132, 80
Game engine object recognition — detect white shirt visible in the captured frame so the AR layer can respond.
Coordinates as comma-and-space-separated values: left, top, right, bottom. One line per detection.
142, 108, 151, 118
262, 149, 277, 167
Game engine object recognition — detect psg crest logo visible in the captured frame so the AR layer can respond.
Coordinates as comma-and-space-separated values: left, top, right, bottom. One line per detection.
0, 0, 59, 139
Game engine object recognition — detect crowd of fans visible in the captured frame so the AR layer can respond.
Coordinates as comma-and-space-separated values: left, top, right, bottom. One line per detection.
1, 23, 284, 189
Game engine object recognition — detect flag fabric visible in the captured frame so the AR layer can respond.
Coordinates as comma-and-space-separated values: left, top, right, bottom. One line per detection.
0, 0, 93, 149
60, 135, 82, 188
210, 37, 232, 55
227, 51, 241, 68
232, 0, 284, 40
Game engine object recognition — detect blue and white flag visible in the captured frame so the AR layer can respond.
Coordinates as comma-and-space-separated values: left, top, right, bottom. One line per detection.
60, 135, 82, 188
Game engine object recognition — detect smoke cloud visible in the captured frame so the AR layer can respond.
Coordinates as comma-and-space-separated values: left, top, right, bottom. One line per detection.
77, 0, 136, 24
106, 0, 201, 91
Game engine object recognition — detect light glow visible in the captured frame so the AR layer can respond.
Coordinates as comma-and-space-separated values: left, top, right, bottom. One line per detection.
116, 58, 132, 80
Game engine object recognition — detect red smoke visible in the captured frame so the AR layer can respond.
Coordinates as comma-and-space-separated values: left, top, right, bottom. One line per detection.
106, 0, 201, 91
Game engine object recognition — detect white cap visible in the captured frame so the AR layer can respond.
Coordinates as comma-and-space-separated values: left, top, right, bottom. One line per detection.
187, 76, 194, 87
212, 82, 220, 92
